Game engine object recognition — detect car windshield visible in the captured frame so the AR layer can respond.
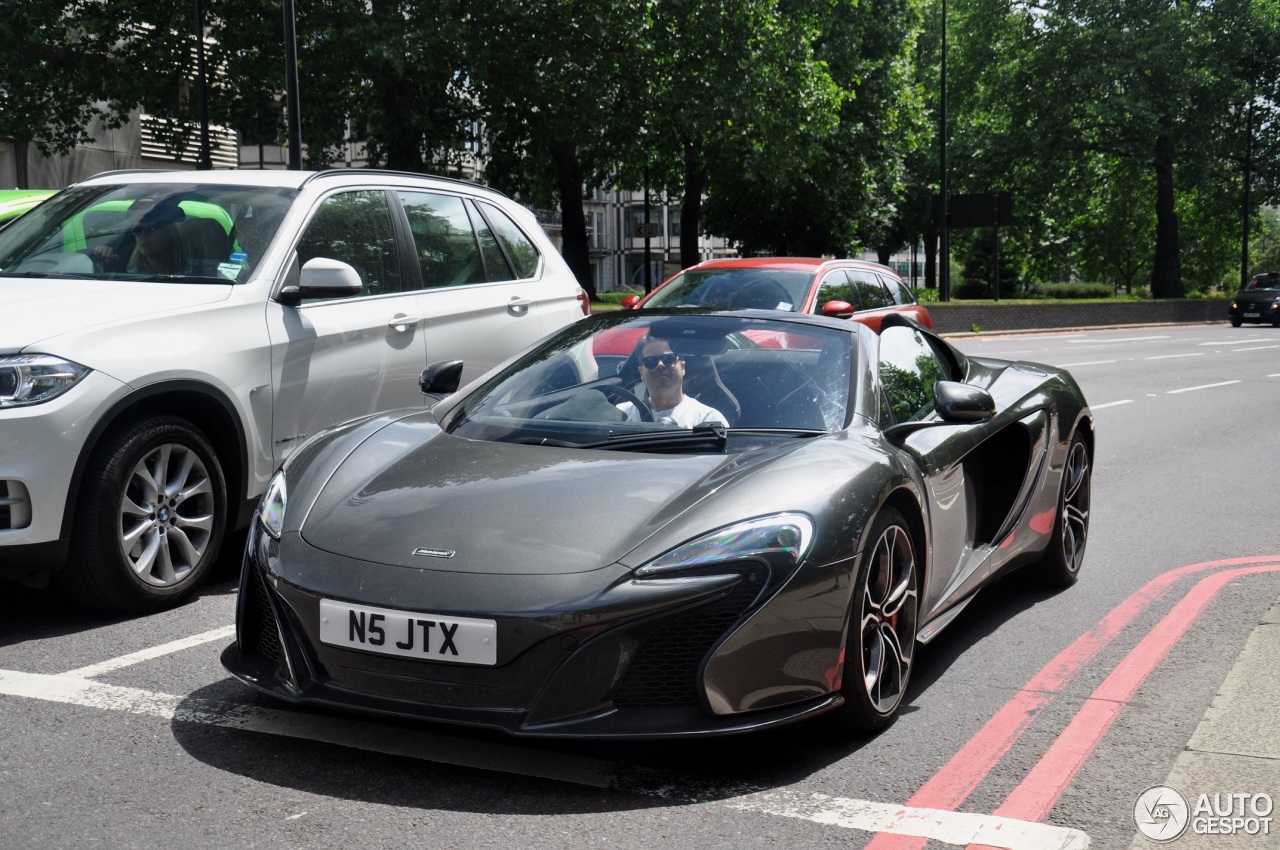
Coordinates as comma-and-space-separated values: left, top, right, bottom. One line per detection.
1246, 274, 1280, 291
0, 183, 298, 283
643, 267, 813, 311
448, 313, 852, 453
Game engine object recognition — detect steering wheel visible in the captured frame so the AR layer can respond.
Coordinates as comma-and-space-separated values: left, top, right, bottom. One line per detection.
598, 384, 653, 422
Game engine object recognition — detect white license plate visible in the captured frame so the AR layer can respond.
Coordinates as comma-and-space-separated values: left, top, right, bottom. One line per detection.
319, 599, 497, 665
1244, 312, 1261, 318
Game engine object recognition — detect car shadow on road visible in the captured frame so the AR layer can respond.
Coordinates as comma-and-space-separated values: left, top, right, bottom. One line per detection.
0, 528, 245, 646
168, 570, 1068, 816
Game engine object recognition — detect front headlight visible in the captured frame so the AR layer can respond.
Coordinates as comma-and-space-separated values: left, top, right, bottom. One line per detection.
635, 513, 815, 578
0, 354, 90, 407
257, 471, 287, 539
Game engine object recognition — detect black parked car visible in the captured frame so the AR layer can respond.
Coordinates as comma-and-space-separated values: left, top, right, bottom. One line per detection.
1230, 272, 1280, 327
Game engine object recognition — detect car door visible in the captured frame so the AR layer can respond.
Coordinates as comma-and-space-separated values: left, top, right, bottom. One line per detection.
877, 324, 991, 617
395, 191, 549, 387
265, 189, 428, 466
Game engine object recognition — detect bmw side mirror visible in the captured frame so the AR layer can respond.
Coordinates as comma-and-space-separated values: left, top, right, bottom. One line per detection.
277, 257, 364, 305
934, 381, 995, 423
420, 360, 465, 397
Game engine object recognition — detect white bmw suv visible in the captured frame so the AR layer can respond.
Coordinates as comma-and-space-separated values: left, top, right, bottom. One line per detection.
0, 169, 589, 612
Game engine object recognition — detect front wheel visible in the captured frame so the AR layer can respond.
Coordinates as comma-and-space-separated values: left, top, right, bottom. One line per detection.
1038, 434, 1091, 588
60, 415, 227, 612
834, 507, 919, 733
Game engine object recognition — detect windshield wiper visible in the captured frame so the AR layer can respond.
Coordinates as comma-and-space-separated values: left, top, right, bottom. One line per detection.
131, 274, 230, 284
582, 423, 730, 453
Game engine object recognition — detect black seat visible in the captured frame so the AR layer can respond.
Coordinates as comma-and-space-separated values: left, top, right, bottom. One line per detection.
682, 354, 741, 426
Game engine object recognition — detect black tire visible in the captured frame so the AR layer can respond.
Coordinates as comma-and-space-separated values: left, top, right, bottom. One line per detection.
834, 507, 919, 733
1038, 433, 1091, 588
1230, 318, 1242, 327
60, 415, 227, 613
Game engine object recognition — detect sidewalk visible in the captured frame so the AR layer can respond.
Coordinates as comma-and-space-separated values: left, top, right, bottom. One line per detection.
1128, 595, 1280, 848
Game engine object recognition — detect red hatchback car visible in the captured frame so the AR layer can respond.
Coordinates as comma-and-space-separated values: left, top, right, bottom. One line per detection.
621, 257, 932, 331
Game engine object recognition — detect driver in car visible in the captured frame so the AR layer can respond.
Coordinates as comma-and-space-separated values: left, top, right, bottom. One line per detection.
617, 335, 729, 427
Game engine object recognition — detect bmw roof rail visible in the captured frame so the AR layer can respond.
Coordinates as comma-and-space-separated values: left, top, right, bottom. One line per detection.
303, 168, 508, 197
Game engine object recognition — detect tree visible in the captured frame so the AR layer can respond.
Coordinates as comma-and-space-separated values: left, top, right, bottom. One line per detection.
0, 1, 136, 187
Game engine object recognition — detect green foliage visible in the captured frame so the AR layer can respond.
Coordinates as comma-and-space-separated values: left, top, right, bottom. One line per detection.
1028, 282, 1116, 300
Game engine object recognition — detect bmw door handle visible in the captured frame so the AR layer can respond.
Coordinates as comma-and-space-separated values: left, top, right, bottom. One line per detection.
508, 297, 533, 317
388, 314, 422, 333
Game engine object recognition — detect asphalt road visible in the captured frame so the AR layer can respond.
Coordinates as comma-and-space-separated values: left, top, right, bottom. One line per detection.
1, 323, 1277, 850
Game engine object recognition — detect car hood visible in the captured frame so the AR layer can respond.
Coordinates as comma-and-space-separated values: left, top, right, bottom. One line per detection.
300, 428, 806, 576
0, 277, 233, 350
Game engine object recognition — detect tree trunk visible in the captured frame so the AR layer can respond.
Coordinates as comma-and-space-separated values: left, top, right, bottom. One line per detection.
14, 140, 29, 190
876, 246, 892, 265
679, 143, 707, 271
548, 140, 596, 298
1151, 132, 1183, 298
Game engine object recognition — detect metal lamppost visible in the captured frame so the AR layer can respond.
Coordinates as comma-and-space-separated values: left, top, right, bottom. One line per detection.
938, 0, 950, 302
283, 0, 303, 170
194, 0, 212, 169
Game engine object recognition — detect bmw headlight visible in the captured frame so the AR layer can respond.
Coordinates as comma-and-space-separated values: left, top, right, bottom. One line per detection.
635, 513, 815, 578
0, 354, 90, 407
257, 471, 288, 539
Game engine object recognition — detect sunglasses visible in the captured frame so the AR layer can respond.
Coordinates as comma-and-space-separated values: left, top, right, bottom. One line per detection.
640, 352, 680, 369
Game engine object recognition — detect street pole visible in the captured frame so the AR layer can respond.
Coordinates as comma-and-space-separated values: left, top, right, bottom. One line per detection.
939, 0, 950, 302
283, 0, 302, 170
194, 0, 212, 170
1241, 94, 1252, 291
643, 162, 652, 293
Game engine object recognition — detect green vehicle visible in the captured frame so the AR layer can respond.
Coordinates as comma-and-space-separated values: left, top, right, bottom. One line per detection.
0, 189, 57, 227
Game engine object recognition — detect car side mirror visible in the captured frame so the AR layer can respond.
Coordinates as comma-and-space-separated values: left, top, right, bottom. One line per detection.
620, 294, 642, 310
934, 381, 995, 422
277, 257, 363, 305
821, 300, 855, 319
420, 360, 465, 397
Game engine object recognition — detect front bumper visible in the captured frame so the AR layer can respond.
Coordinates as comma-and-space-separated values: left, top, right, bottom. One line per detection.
221, 525, 845, 738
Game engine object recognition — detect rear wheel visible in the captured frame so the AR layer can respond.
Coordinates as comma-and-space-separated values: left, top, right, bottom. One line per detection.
835, 508, 919, 732
60, 415, 227, 612
1038, 434, 1091, 588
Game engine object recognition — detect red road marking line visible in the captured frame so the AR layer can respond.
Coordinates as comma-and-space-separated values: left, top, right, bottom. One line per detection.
864, 555, 1280, 850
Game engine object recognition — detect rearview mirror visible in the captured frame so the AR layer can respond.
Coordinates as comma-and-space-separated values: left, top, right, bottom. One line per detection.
821, 300, 855, 319
277, 257, 363, 305
621, 294, 642, 309
934, 381, 995, 423
420, 360, 465, 396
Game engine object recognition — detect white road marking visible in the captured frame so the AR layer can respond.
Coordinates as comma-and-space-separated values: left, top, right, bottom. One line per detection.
728, 791, 1090, 850
1053, 360, 1116, 368
1090, 400, 1134, 410
1145, 352, 1204, 360
1269, 373, 1280, 378
61, 625, 236, 678
0, 667, 1089, 847
1199, 338, 1264, 345
1069, 335, 1168, 343
1166, 380, 1241, 394
1228, 345, 1280, 352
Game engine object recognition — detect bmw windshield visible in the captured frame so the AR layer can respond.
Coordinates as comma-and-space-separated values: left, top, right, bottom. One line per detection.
0, 183, 297, 283
448, 313, 853, 452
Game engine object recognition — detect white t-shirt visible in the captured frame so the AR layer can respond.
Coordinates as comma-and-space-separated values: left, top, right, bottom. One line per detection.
618, 395, 728, 428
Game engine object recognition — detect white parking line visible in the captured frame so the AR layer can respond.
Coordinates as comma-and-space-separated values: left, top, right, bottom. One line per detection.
61, 625, 236, 678
1069, 336, 1168, 343
0, 666, 1089, 848
1145, 352, 1204, 360
1090, 400, 1134, 410
727, 791, 1089, 849
1054, 360, 1116, 368
1166, 380, 1241, 394
1229, 345, 1280, 352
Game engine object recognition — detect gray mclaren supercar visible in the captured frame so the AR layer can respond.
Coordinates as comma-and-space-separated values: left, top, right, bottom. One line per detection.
222, 309, 1093, 738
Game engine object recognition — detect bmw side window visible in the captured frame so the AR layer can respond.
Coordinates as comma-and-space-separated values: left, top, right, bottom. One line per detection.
397, 191, 486, 287
878, 326, 949, 424
478, 200, 540, 279
884, 276, 916, 306
465, 199, 515, 283
297, 191, 401, 297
